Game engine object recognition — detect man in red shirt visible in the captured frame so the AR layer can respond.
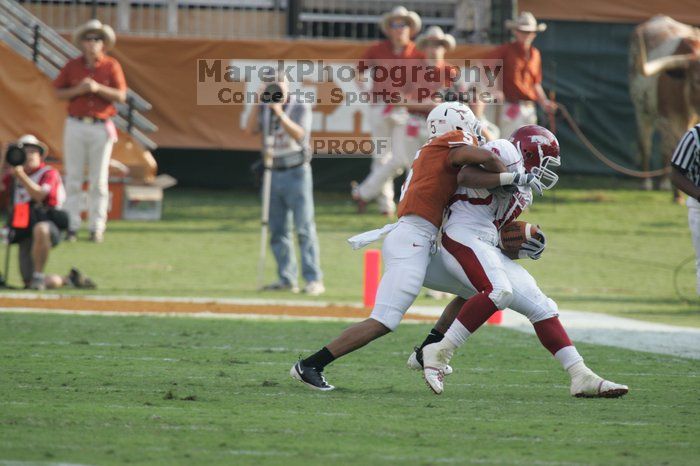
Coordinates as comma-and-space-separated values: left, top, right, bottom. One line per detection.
490, 12, 557, 138
351, 6, 425, 216
1, 135, 95, 290
54, 19, 127, 243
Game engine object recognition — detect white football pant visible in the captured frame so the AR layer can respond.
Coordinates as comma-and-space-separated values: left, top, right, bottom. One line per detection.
424, 223, 558, 324
369, 215, 438, 330
498, 101, 537, 140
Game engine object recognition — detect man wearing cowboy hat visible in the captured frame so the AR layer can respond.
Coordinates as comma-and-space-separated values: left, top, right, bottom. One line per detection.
406, 26, 460, 153
54, 19, 127, 243
490, 12, 557, 138
354, 25, 459, 215
414, 27, 500, 143
352, 6, 424, 216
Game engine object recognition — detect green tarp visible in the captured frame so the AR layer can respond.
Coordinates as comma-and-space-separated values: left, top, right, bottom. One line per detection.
537, 20, 666, 175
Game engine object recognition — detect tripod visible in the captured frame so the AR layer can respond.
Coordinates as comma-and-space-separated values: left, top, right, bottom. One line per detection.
0, 234, 12, 289
256, 105, 275, 290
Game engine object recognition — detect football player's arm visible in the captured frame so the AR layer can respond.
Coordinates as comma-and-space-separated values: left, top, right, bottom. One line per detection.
457, 165, 544, 195
671, 166, 700, 200
447, 145, 506, 172
457, 166, 502, 188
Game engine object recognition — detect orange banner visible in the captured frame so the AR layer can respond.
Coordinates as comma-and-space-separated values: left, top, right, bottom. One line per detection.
109, 36, 494, 151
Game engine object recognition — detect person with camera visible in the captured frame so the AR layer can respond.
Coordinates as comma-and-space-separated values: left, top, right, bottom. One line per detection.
54, 19, 127, 243
244, 76, 324, 296
1, 135, 95, 290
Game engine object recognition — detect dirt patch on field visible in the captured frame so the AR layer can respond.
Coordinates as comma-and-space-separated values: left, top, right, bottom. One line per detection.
0, 296, 436, 322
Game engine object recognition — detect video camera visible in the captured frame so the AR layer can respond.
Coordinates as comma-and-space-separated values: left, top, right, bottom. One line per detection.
4, 144, 27, 167
260, 83, 284, 104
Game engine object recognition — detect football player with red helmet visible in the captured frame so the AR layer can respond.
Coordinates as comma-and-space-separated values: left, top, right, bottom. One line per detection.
290, 102, 526, 391
407, 125, 628, 398
510, 124, 561, 190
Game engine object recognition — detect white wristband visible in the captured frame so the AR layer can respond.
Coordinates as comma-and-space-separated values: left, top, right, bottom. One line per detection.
499, 172, 516, 186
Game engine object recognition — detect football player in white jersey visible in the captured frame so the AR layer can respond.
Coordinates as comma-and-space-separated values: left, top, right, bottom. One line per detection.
290, 102, 540, 391
408, 125, 629, 397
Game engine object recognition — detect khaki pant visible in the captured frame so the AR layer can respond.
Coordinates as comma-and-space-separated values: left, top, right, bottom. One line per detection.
498, 101, 537, 140
62, 118, 114, 234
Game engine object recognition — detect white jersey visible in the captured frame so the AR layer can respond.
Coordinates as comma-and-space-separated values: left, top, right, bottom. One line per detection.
444, 139, 532, 242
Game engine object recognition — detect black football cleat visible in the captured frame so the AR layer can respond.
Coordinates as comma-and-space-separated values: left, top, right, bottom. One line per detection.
68, 267, 97, 289
290, 361, 335, 391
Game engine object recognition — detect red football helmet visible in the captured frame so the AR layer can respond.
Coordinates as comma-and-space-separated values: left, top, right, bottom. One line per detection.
509, 125, 561, 190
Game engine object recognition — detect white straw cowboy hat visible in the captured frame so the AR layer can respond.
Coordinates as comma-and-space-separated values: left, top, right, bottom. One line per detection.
380, 6, 422, 37
416, 26, 456, 51
505, 11, 547, 32
73, 19, 116, 49
17, 134, 48, 156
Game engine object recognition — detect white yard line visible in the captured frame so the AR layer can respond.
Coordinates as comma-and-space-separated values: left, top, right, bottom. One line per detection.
404, 305, 700, 360
1, 296, 699, 359
498, 308, 700, 360
0, 292, 361, 309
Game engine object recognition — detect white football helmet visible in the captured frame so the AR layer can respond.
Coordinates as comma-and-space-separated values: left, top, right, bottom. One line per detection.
426, 102, 478, 139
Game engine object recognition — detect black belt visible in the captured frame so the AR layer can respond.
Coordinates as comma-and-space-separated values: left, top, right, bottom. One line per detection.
272, 162, 305, 171
69, 116, 106, 124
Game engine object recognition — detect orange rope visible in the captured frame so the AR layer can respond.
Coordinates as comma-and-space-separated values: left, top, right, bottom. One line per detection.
557, 103, 670, 179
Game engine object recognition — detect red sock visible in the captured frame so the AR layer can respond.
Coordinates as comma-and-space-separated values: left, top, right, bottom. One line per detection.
533, 317, 572, 355
456, 293, 498, 333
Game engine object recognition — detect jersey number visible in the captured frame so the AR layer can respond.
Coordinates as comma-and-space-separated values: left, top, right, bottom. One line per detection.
399, 150, 422, 201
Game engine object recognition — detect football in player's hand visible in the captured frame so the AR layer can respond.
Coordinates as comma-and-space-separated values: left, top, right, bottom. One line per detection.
498, 221, 542, 259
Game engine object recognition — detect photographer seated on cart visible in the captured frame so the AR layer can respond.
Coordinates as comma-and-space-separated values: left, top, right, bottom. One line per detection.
244, 73, 324, 296
1, 135, 95, 290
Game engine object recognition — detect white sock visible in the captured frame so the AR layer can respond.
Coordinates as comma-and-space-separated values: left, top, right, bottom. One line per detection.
566, 360, 597, 381
554, 346, 584, 371
444, 320, 470, 348
32, 272, 45, 282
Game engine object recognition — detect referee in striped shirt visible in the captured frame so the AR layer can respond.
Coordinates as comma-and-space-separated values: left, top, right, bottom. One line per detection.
671, 124, 700, 295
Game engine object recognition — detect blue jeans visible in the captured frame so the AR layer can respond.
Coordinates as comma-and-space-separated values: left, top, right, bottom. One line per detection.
268, 163, 323, 285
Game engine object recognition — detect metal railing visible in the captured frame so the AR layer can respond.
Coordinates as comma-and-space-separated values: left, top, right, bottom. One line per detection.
17, 0, 288, 39
12, 0, 511, 42
295, 0, 457, 40
0, 0, 158, 149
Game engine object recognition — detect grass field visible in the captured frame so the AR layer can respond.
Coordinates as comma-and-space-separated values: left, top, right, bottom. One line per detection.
0, 313, 698, 465
12, 184, 699, 326
1, 182, 699, 465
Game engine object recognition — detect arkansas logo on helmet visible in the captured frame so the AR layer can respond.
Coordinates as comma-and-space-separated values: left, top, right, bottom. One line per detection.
509, 125, 561, 190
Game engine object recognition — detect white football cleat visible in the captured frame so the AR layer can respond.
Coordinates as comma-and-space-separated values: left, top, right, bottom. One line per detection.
421, 341, 455, 395
407, 348, 453, 375
570, 372, 628, 398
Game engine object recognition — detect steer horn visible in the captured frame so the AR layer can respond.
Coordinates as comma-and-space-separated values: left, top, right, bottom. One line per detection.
636, 28, 699, 77
642, 53, 698, 76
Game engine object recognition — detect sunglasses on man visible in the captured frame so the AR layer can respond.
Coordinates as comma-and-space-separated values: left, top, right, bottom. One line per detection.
82, 35, 103, 42
389, 21, 408, 30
